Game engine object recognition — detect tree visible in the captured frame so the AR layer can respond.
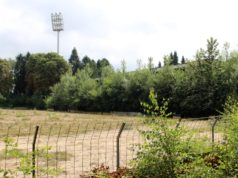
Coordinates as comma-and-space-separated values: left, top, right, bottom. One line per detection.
163, 55, 172, 66
127, 69, 155, 111
222, 42, 230, 60
181, 56, 185, 64
136, 59, 143, 69
176, 38, 222, 116
82, 56, 91, 68
147, 57, 154, 71
158, 61, 162, 68
172, 51, 178, 65
154, 66, 176, 106
14, 53, 30, 95
101, 70, 129, 111
74, 67, 100, 110
170, 52, 174, 64
46, 67, 99, 111
25, 52, 69, 96
46, 73, 77, 110
121, 59, 126, 73
97, 58, 110, 69
81, 56, 98, 77
205, 37, 219, 62
0, 59, 13, 96
69, 48, 81, 75
97, 58, 110, 77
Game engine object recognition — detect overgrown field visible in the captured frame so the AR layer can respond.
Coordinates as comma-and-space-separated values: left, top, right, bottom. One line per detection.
0, 108, 143, 177
0, 108, 227, 177
0, 108, 138, 124
0, 108, 140, 135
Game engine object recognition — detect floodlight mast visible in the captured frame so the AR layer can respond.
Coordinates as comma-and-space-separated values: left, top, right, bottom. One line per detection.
51, 12, 64, 54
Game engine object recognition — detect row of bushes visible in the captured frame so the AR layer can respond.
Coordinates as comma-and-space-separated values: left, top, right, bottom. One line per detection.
46, 53, 238, 117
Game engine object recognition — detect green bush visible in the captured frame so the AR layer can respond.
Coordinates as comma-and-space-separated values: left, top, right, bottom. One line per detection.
132, 89, 224, 177
219, 96, 238, 176
133, 89, 181, 177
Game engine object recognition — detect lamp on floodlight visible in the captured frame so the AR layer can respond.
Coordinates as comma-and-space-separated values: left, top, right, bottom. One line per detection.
51, 12, 64, 54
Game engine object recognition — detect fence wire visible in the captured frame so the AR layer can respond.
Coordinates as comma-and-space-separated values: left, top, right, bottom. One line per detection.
0, 121, 143, 177
0, 117, 226, 177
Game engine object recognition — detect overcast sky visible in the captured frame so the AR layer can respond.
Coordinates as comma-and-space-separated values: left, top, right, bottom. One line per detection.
0, 0, 238, 70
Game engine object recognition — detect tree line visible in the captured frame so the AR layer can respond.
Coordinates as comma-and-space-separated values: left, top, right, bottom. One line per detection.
0, 37, 238, 117
0, 50, 110, 109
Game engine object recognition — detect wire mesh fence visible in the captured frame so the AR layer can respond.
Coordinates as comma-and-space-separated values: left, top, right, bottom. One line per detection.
0, 121, 143, 177
178, 116, 225, 143
0, 116, 226, 177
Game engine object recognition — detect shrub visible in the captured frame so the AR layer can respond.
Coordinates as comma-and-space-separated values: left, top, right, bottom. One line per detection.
132, 88, 223, 177
220, 96, 238, 176
133, 89, 182, 177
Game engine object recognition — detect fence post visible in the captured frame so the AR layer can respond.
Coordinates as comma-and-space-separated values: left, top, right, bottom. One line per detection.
176, 118, 182, 129
116, 123, 126, 170
32, 125, 39, 178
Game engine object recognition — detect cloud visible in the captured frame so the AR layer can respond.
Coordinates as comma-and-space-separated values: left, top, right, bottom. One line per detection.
0, 0, 238, 70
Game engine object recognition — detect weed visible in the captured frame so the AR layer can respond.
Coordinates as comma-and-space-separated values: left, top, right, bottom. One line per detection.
0, 138, 62, 177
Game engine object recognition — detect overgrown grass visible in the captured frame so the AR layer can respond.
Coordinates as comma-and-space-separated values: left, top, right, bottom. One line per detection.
0, 108, 139, 137
0, 108, 224, 138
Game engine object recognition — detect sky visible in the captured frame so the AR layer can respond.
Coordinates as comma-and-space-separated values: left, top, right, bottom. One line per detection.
0, 0, 238, 70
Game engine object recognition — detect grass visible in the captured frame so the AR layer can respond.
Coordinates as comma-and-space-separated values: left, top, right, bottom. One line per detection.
0, 108, 138, 123
0, 108, 140, 137
0, 108, 225, 140
0, 108, 226, 177
46, 151, 74, 167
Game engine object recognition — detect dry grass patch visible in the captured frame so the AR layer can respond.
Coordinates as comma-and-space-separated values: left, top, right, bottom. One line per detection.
0, 108, 140, 137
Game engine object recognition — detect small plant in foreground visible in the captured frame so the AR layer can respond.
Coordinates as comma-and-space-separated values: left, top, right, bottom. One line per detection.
219, 96, 238, 176
0, 137, 62, 177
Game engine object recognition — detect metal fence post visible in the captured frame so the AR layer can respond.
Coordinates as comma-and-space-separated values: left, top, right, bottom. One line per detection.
176, 118, 182, 129
32, 125, 39, 178
116, 123, 125, 170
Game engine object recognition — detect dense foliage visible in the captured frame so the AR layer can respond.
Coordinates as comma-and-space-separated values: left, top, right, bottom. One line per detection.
0, 59, 14, 103
131, 90, 238, 177
1, 52, 69, 109
47, 44, 238, 116
133, 89, 222, 177
80, 91, 238, 177
1, 39, 238, 116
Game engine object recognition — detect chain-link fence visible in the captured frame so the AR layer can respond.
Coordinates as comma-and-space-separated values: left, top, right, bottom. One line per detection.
0, 116, 225, 177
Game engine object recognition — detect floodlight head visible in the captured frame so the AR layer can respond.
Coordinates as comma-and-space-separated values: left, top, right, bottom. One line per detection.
51, 12, 64, 31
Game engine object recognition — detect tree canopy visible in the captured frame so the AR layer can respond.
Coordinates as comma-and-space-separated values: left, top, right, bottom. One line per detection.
0, 59, 13, 96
